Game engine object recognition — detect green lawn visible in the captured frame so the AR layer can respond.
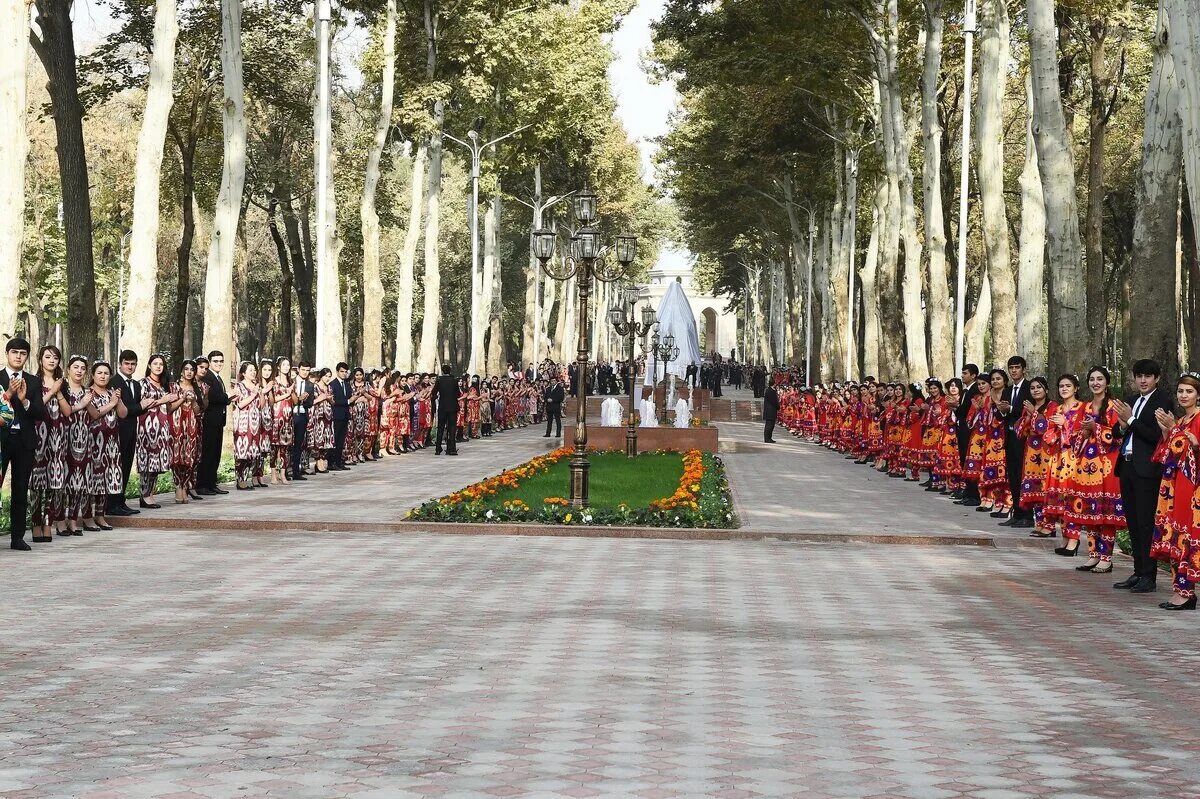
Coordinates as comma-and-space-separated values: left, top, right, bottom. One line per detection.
491, 451, 684, 509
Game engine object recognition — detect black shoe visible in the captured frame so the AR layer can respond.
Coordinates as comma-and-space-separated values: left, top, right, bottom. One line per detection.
11, 540, 31, 551
543, 434, 551, 438
188, 491, 204, 500
212, 487, 229, 494
949, 490, 964, 499
1054, 544, 1079, 557
919, 479, 933, 487
1113, 575, 1139, 590
991, 509, 1009, 519
1076, 560, 1101, 572
958, 498, 981, 507
448, 451, 459, 456
924, 485, 941, 492
1162, 596, 1197, 611
96, 523, 114, 531
56, 530, 73, 537
293, 474, 308, 481
197, 488, 219, 496
107, 506, 131, 517
139, 499, 161, 510
31, 536, 52, 543
1131, 579, 1158, 594
1011, 518, 1035, 528
435, 450, 443, 455
80, 527, 98, 533
976, 505, 993, 512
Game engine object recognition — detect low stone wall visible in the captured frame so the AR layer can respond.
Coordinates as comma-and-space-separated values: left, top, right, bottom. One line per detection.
560, 424, 720, 453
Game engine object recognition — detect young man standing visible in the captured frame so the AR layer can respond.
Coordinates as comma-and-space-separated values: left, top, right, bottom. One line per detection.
197, 351, 230, 495
108, 349, 142, 514
0, 338, 47, 549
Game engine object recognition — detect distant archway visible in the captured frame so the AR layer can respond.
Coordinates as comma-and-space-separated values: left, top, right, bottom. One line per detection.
701, 307, 718, 354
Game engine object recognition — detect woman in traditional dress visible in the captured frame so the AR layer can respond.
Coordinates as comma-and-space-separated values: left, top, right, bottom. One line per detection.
136, 353, 181, 509
61, 355, 94, 534
345, 367, 369, 464
86, 361, 126, 532
1049, 375, 1085, 554
919, 380, 948, 489
307, 369, 335, 472
170, 359, 203, 504
253, 360, 275, 487
270, 357, 295, 483
30, 346, 69, 542
1017, 377, 1059, 537
1150, 372, 1200, 610
1062, 366, 1123, 574
934, 379, 964, 494
233, 361, 266, 490
978, 369, 1012, 516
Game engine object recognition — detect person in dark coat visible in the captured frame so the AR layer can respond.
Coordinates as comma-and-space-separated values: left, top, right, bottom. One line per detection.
196, 350, 230, 494
329, 363, 352, 469
998, 356, 1034, 526
763, 380, 780, 443
544, 376, 565, 438
1, 338, 47, 550
955, 363, 981, 505
431, 364, 461, 455
291, 362, 316, 480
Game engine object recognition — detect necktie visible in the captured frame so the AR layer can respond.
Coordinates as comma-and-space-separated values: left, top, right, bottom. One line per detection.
9, 372, 20, 430
1124, 394, 1148, 455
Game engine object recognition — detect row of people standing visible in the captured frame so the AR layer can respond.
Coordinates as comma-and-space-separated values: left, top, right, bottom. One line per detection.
776, 357, 1197, 610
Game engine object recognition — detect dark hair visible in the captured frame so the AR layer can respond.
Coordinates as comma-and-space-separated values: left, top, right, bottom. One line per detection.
66, 354, 88, 374
963, 363, 980, 377
237, 360, 257, 379
336, 362, 350, 372
1086, 365, 1113, 420
909, 383, 924, 400
194, 356, 209, 366
36, 345, 64, 380
179, 359, 197, 381
259, 359, 275, 377
1029, 377, 1050, 410
946, 377, 964, 394
988, 368, 1010, 386
90, 361, 112, 379
297, 359, 312, 368
441, 364, 452, 375
1132, 358, 1162, 377
1007, 355, 1027, 369
274, 356, 292, 370
1057, 372, 1080, 389
925, 378, 944, 394
144, 353, 171, 385
6, 337, 31, 353
207, 350, 224, 360
118, 349, 137, 363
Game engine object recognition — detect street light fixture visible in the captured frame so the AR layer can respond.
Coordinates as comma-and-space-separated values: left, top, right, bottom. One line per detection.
532, 196, 637, 508
609, 280, 654, 458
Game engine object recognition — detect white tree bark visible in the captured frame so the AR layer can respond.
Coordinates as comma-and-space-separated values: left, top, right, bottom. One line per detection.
120, 0, 178, 359
521, 164, 543, 365
976, 0, 1015, 361
862, 177, 884, 379
1017, 75, 1048, 372
314, 1, 344, 366
360, 0, 396, 368
416, 99, 444, 371
922, 0, 953, 378
964, 272, 992, 365
1166, 0, 1200, 235
815, 214, 835, 382
395, 143, 426, 371
484, 193, 504, 376
202, 0, 246, 362
1028, 0, 1087, 376
0, 0, 30, 338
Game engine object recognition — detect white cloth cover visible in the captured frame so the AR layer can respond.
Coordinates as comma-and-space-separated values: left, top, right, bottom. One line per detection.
644, 281, 703, 385
674, 398, 691, 428
639, 398, 658, 427
601, 397, 624, 427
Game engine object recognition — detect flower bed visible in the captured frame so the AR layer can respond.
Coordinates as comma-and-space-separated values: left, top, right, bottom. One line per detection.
407, 449, 737, 529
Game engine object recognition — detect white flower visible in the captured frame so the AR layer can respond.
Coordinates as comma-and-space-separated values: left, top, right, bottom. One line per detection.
485, 509, 494, 519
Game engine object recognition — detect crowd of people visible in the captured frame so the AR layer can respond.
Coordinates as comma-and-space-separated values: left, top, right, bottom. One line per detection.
0, 337, 571, 551
762, 355, 1198, 610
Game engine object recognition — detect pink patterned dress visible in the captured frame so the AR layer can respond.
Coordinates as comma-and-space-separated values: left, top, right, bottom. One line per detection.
88, 389, 123, 513
63, 386, 92, 519
137, 378, 173, 495
31, 381, 67, 525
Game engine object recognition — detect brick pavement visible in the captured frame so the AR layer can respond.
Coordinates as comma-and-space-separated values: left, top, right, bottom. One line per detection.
2, 530, 1199, 798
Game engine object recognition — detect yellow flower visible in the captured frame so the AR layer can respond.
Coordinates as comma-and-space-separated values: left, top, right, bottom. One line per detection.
564, 513, 572, 523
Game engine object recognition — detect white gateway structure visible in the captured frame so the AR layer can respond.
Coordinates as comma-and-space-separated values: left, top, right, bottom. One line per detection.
639, 262, 738, 360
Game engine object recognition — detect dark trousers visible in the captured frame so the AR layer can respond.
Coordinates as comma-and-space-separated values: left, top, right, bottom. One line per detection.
436, 411, 458, 453
1120, 466, 1160, 581
1006, 432, 1029, 518
197, 422, 224, 490
958, 429, 979, 500
110, 426, 137, 508
3, 438, 33, 543
291, 415, 309, 477
764, 416, 776, 442
331, 418, 349, 465
545, 404, 562, 437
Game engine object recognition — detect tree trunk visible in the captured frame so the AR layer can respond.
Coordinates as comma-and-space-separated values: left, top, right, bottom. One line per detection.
120, 0, 178, 360
1017, 75, 1049, 373
417, 100, 444, 371
521, 164, 543, 365
266, 194, 296, 358
396, 143, 426, 371
1129, 2, 1183, 372
314, 0, 344, 366
484, 194, 505, 376
201, 0, 246, 364
862, 177, 883, 378
965, 272, 992, 365
169, 128, 197, 364
30, 0, 100, 357
360, 0, 396, 368
976, 0, 1015, 361
0, 0, 29, 338
284, 191, 314, 363
1166, 0, 1200, 280
922, 0, 953, 378
1029, 0, 1088, 377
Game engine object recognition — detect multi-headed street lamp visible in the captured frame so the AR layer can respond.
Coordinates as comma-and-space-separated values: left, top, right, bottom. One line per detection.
532, 189, 638, 507
648, 330, 679, 425
608, 285, 656, 458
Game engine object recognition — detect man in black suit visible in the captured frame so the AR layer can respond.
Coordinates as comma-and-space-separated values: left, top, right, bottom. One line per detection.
196, 350, 230, 495
763, 379, 780, 443
431, 364, 460, 455
328, 362, 352, 469
108, 349, 144, 513
1, 338, 47, 550
955, 363, 982, 505
544, 376, 565, 438
291, 362, 315, 480
1113, 359, 1173, 593
998, 356, 1035, 526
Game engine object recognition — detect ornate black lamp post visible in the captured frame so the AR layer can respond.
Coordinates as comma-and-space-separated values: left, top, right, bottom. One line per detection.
532, 190, 637, 508
648, 330, 679, 425
608, 284, 655, 458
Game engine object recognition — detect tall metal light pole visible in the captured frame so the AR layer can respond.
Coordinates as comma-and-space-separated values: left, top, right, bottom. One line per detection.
314, 0, 333, 367
954, 0, 978, 375
445, 124, 531, 375
805, 207, 815, 386
608, 284, 655, 457
844, 153, 858, 380
649, 331, 679, 425
532, 189, 637, 507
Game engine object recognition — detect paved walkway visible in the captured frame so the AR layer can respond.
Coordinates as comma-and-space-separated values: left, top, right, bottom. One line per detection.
2, 530, 1197, 798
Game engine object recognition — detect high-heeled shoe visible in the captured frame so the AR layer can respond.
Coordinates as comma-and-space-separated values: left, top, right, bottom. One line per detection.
1161, 596, 1197, 611
32, 536, 53, 543
1076, 559, 1101, 571
139, 499, 161, 510
188, 491, 204, 500
1091, 562, 1113, 574
1054, 543, 1079, 556
96, 522, 114, 531
81, 525, 99, 533
56, 529, 73, 537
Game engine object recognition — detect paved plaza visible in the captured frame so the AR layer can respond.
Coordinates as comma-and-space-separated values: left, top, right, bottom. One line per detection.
4, 527, 1200, 799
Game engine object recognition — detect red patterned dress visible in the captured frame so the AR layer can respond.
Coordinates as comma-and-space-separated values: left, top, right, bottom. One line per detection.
307, 383, 335, 459
978, 396, 1010, 510
271, 381, 295, 471
1063, 402, 1124, 563
137, 377, 173, 496
170, 381, 201, 491
63, 386, 92, 520
918, 397, 946, 473
1043, 402, 1084, 532
88, 389, 123, 516
1151, 411, 1200, 599
31, 381, 67, 526
933, 404, 962, 490
233, 381, 266, 482
1017, 401, 1060, 529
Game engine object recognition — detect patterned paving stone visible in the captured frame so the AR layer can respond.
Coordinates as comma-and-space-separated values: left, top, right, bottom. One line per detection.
3, 529, 1200, 797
